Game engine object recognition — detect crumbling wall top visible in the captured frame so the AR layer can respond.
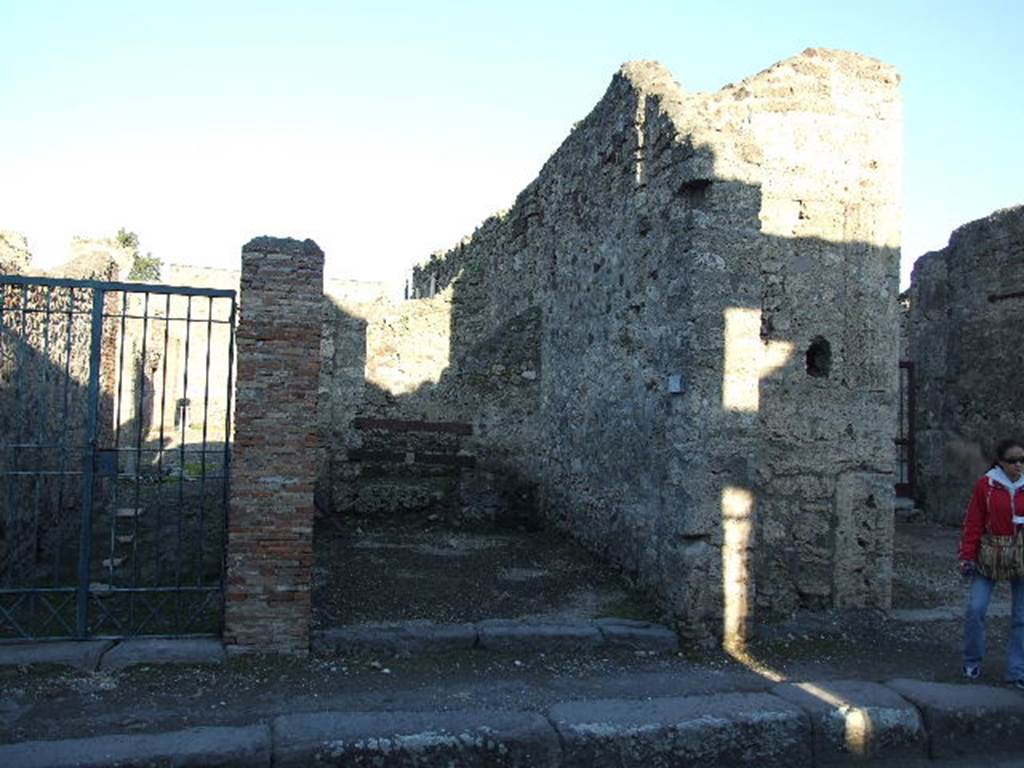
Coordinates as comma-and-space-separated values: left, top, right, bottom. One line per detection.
0, 230, 32, 274
243, 236, 324, 257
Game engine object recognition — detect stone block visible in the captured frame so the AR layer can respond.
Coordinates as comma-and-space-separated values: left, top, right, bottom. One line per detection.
549, 692, 811, 767
99, 638, 226, 671
312, 622, 478, 655
0, 640, 113, 672
773, 680, 926, 763
0, 725, 271, 768
594, 618, 679, 652
476, 620, 603, 652
886, 678, 1024, 759
272, 709, 560, 767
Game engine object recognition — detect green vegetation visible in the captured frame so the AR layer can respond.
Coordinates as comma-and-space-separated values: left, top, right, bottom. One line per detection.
117, 227, 162, 281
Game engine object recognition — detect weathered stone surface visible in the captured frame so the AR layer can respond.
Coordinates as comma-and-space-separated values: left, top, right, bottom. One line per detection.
903, 205, 1024, 524
548, 692, 811, 767
594, 618, 679, 652
477, 619, 604, 652
400, 49, 902, 636
272, 709, 561, 767
0, 640, 113, 671
243, 236, 324, 257
773, 680, 926, 764
312, 621, 478, 655
312, 619, 680, 656
98, 638, 226, 671
886, 678, 1024, 758
0, 725, 271, 768
0, 230, 31, 273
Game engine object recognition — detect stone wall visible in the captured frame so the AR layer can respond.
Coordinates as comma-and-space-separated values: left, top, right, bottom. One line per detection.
406, 49, 902, 639
0, 231, 31, 274
903, 205, 1024, 525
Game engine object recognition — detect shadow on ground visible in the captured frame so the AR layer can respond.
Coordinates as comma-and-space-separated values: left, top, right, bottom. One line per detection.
312, 515, 660, 628
2, 520, 1014, 746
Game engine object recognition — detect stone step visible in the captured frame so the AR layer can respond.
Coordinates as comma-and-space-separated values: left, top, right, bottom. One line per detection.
313, 618, 679, 657
101, 557, 127, 569
116, 534, 135, 545
114, 508, 144, 519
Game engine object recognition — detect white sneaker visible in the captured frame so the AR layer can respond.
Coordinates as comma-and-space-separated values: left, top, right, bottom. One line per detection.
963, 664, 981, 679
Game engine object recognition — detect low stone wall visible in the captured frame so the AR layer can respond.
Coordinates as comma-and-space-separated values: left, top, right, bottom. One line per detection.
904, 205, 1024, 525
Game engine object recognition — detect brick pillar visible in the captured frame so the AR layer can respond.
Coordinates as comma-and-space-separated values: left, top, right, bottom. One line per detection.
224, 236, 323, 655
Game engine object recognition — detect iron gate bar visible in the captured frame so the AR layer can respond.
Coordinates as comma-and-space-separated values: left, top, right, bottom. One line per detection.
33, 287, 53, 596
109, 292, 128, 599
198, 297, 212, 588
176, 294, 192, 626
54, 286, 77, 589
0, 274, 236, 299
895, 361, 916, 498
219, 299, 236, 632
77, 288, 105, 636
0, 273, 236, 641
131, 292, 151, 621
156, 293, 171, 559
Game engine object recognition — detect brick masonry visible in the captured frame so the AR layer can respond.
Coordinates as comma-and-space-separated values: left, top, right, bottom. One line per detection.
224, 237, 324, 655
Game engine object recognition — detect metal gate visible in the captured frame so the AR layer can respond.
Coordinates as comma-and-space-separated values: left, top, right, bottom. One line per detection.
896, 360, 915, 499
0, 275, 236, 641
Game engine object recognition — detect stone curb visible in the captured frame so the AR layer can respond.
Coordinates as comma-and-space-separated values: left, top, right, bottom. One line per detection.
549, 691, 811, 767
0, 725, 271, 768
313, 621, 478, 655
313, 618, 679, 656
3, 680, 1023, 766
772, 680, 927, 764
98, 638, 227, 671
0, 638, 226, 672
887, 678, 1024, 759
0, 640, 114, 672
273, 709, 561, 767
890, 603, 1010, 622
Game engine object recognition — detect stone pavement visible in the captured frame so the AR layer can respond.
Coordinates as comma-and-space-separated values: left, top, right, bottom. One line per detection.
3, 631, 1024, 767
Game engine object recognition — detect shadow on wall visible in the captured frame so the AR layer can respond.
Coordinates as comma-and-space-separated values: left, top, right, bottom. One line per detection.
903, 205, 1024, 525
320, 50, 902, 649
0, 282, 106, 603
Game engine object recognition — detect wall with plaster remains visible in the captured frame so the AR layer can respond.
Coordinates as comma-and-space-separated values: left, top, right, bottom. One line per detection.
400, 49, 902, 638
903, 205, 1024, 525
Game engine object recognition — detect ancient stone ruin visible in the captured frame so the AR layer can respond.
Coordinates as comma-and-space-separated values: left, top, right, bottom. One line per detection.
325, 48, 903, 642
902, 205, 1024, 525
3, 48, 914, 650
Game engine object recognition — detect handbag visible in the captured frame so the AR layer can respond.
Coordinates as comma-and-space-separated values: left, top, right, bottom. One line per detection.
976, 533, 1024, 580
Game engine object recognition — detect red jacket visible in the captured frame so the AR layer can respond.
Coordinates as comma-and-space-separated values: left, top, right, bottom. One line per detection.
959, 470, 1024, 562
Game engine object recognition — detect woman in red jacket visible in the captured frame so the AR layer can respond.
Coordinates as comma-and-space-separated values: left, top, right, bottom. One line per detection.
958, 438, 1024, 687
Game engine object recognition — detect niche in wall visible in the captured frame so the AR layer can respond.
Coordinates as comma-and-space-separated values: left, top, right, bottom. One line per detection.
806, 336, 831, 378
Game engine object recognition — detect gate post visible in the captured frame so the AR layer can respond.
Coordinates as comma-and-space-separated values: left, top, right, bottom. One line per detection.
224, 237, 323, 655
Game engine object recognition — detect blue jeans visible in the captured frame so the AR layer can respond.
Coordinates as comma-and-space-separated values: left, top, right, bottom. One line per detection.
964, 575, 1024, 679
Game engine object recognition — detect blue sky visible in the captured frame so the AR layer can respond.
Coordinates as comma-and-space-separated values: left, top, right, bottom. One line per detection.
1, 1, 1021, 288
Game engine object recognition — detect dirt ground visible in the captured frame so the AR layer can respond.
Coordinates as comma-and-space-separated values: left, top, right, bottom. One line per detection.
1, 519, 1014, 746
312, 514, 660, 628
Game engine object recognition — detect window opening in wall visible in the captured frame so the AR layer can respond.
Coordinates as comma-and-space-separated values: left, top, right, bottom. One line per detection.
806, 336, 831, 378
676, 178, 711, 208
